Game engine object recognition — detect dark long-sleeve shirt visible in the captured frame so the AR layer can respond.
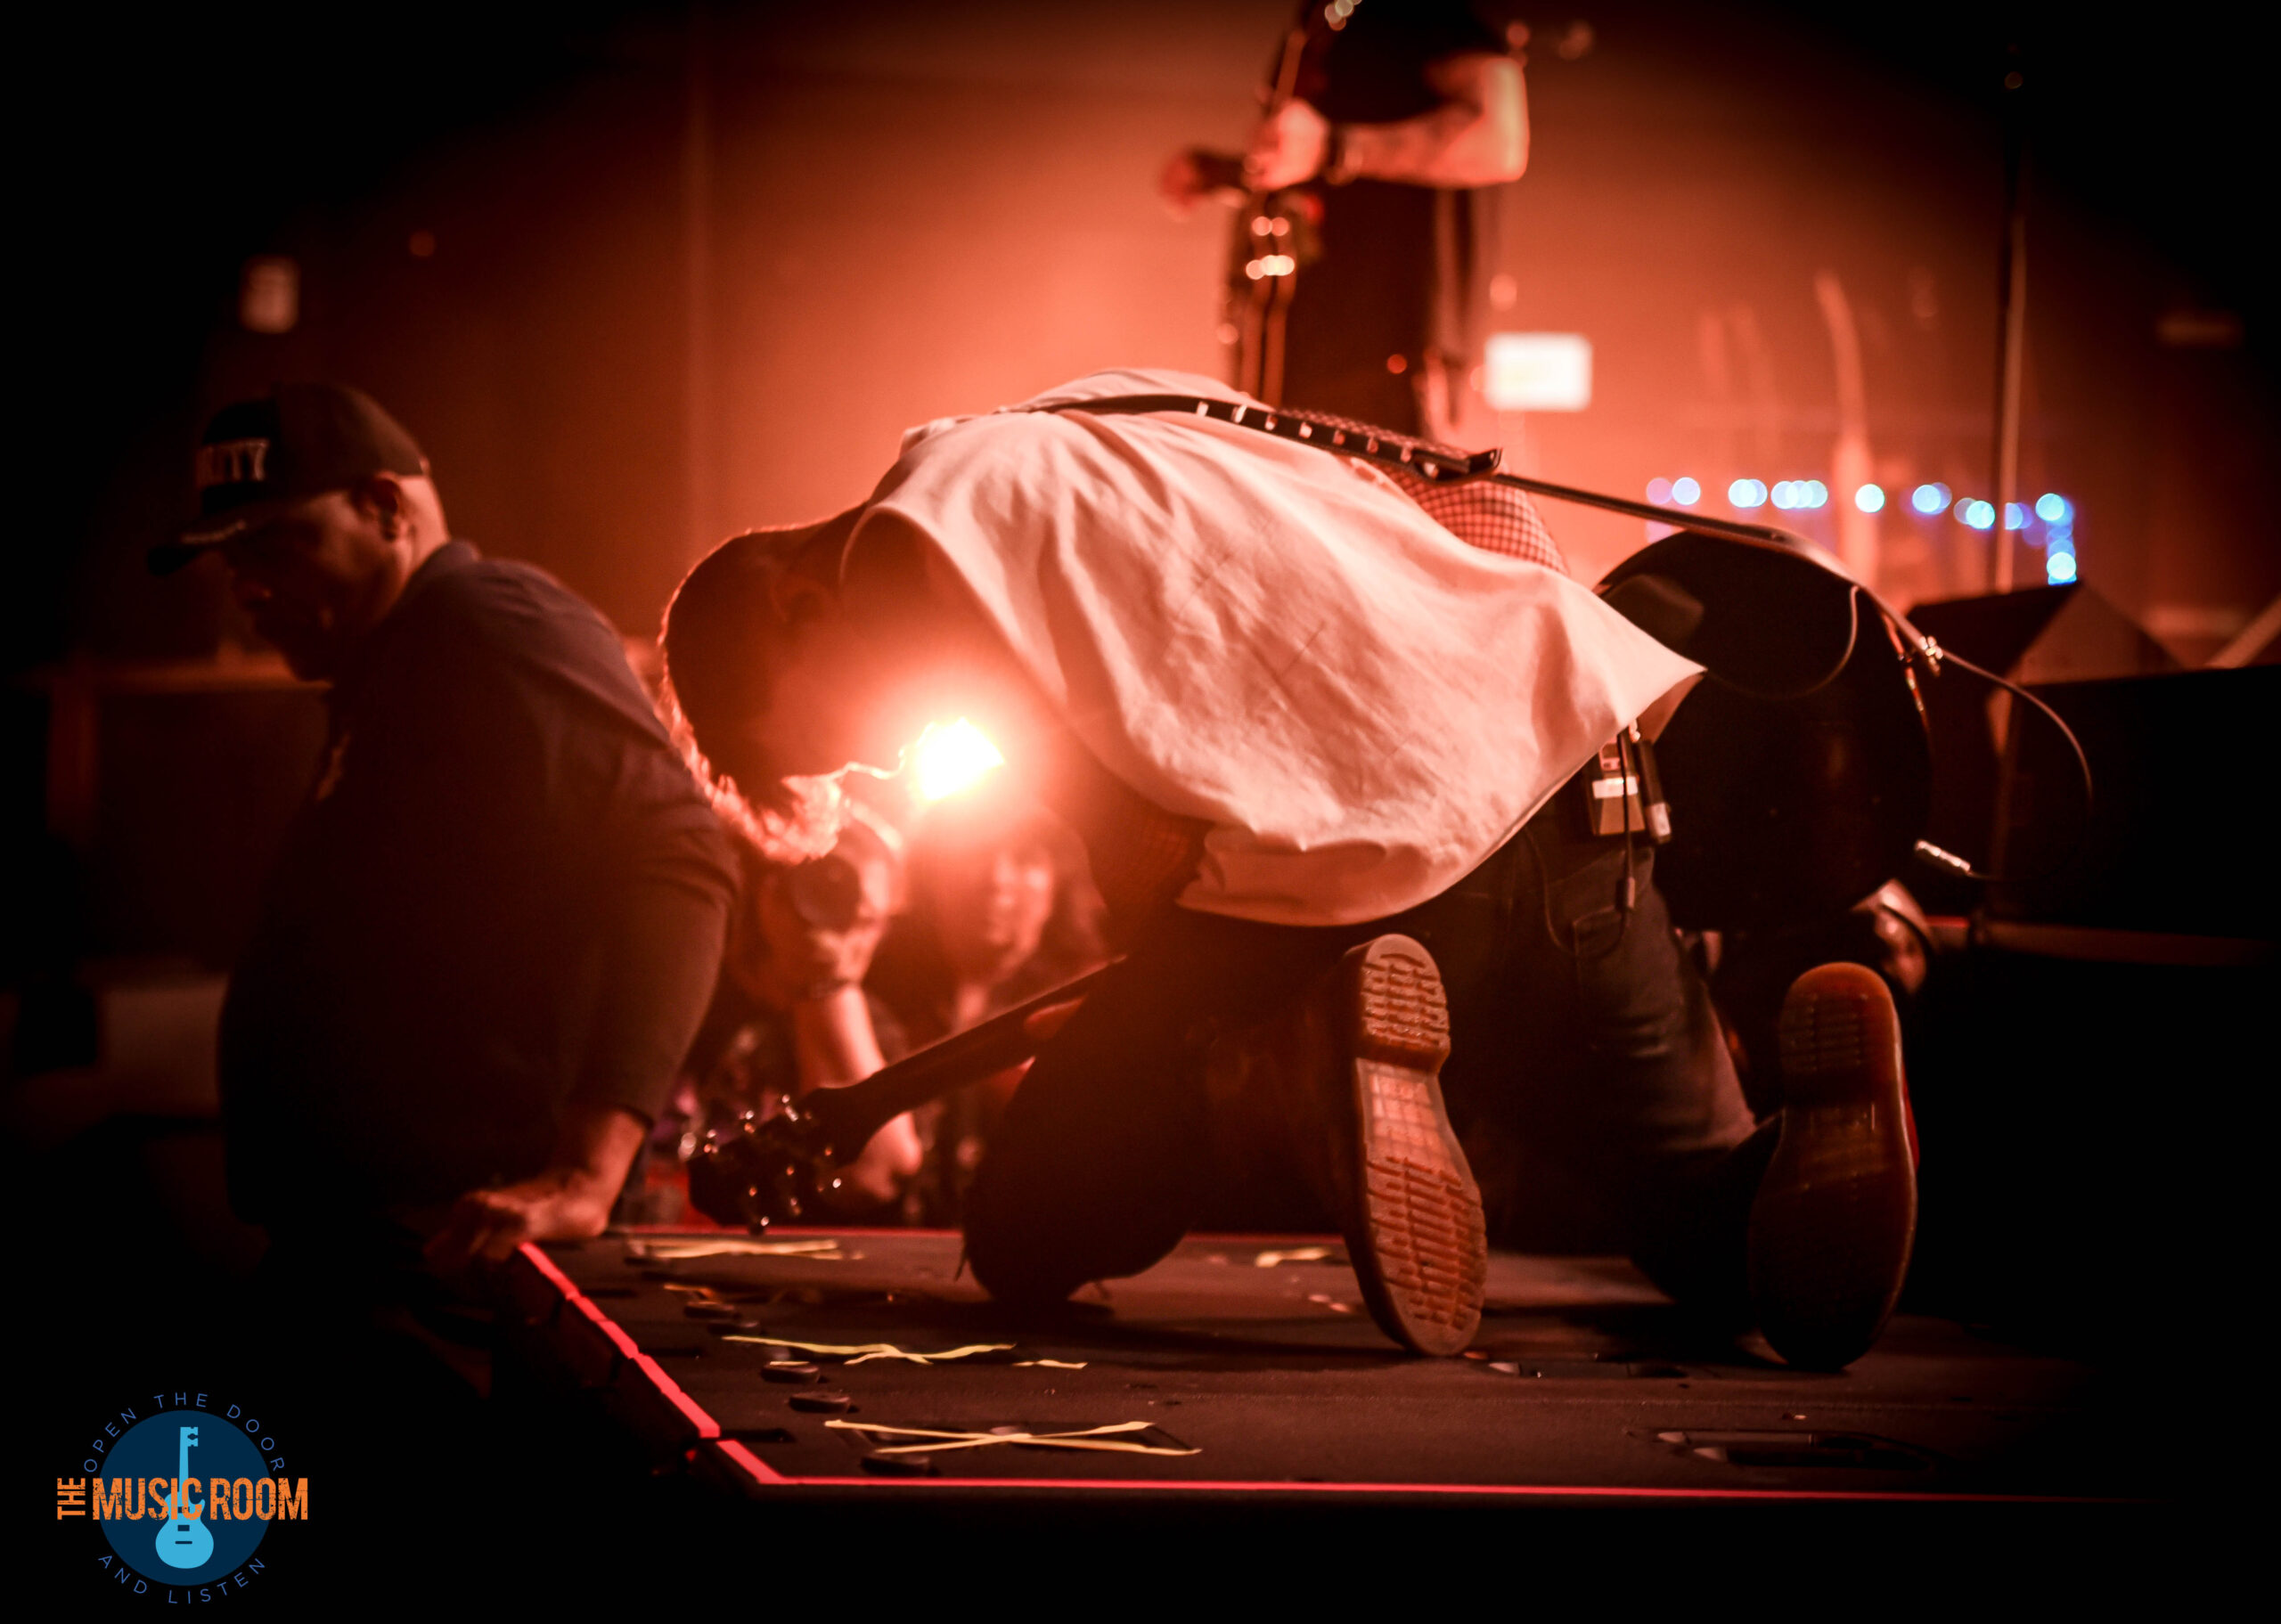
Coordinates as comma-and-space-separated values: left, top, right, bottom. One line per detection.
1279, 0, 1508, 431
219, 540, 736, 1233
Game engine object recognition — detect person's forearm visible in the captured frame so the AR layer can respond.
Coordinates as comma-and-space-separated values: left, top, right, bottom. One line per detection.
789, 984, 887, 1091
554, 1099, 649, 1188
1334, 54, 1527, 188
789, 988, 922, 1193
422, 1099, 648, 1267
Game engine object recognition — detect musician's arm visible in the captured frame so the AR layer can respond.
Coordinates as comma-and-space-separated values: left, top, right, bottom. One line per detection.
427, 673, 740, 1269
424, 858, 729, 1266
789, 986, 922, 1202
1247, 52, 1528, 191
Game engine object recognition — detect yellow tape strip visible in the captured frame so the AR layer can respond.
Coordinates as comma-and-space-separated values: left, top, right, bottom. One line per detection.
824, 1419, 1198, 1457
721, 1334, 1016, 1365
628, 1238, 847, 1261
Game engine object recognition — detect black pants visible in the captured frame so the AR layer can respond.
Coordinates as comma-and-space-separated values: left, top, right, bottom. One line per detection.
965, 789, 1770, 1315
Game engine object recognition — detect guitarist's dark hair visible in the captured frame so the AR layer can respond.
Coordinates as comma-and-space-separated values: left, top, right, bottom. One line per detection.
660, 517, 858, 863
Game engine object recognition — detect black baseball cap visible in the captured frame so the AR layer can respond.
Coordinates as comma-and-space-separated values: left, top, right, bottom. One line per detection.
148, 383, 429, 575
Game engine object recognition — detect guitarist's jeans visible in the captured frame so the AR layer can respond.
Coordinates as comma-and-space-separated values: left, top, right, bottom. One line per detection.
963, 788, 1768, 1317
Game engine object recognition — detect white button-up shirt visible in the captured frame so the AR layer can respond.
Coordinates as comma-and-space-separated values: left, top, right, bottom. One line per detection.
856, 369, 1701, 926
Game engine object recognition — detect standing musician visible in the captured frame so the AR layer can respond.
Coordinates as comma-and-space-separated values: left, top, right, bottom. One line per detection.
660, 368, 1919, 1368
1161, 0, 1528, 430
151, 386, 738, 1311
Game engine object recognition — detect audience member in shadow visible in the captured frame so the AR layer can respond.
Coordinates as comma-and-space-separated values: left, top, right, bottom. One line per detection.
868, 788, 1108, 1223
628, 810, 920, 1223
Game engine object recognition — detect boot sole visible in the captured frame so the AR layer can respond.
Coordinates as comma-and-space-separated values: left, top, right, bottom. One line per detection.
1748, 962, 1917, 1370
1338, 935, 1486, 1357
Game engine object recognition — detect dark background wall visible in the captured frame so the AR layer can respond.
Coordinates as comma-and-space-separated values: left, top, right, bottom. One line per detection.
19, 1, 2279, 653
9, 0, 2278, 975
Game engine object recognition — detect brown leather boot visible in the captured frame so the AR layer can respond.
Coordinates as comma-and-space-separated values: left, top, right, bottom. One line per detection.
1747, 962, 1919, 1369
1233, 934, 1487, 1356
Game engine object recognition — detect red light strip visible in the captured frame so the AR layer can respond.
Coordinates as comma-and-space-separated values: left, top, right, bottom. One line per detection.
516, 1242, 744, 1463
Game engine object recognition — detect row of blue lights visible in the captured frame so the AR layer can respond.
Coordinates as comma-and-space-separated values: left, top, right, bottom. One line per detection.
1647, 478, 2080, 584
1904, 485, 2073, 530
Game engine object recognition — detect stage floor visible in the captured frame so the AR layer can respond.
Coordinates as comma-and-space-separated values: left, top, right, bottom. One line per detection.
503, 1229, 2165, 1507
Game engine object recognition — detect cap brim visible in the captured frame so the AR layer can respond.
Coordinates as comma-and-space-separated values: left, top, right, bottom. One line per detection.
148, 506, 267, 575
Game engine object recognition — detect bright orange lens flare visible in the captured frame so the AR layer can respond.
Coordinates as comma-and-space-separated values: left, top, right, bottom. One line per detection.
912, 718, 1004, 803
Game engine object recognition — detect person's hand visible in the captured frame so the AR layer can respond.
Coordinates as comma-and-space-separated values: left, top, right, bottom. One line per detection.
832, 1111, 923, 1206
422, 1102, 646, 1270
1245, 100, 1330, 192
423, 1166, 618, 1269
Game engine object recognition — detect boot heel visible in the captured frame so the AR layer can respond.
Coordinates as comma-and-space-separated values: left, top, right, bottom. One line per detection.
1340, 936, 1484, 1358
1749, 963, 1917, 1370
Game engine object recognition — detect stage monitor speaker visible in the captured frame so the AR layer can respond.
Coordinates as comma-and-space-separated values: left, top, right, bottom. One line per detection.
1991, 664, 2280, 940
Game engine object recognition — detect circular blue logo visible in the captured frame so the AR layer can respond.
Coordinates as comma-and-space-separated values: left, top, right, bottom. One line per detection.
96, 1412, 272, 1585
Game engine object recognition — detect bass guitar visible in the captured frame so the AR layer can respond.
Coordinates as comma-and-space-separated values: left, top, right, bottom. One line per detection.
689, 962, 1111, 1231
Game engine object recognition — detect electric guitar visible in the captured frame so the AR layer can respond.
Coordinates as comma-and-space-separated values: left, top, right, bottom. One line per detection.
1228, 18, 1315, 405
688, 962, 1112, 1230
155, 1424, 213, 1570
1180, 4, 1356, 404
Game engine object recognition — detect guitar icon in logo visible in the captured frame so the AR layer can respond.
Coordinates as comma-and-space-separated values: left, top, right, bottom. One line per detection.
155, 1424, 214, 1570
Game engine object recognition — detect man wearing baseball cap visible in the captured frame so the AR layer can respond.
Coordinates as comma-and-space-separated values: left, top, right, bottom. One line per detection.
158, 384, 737, 1306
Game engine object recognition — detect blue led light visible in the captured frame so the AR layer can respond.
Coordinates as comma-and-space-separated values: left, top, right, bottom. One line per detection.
1958, 499, 1996, 530
2036, 492, 2071, 524
1770, 480, 1796, 510
1912, 483, 1950, 515
2004, 502, 2027, 531
1729, 478, 1767, 509
1672, 477, 1701, 506
1803, 480, 1828, 509
1854, 483, 1885, 514
1646, 477, 1673, 505
2047, 551, 2077, 583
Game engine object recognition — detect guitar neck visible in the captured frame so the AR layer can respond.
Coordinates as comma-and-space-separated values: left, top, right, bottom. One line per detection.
174, 1431, 195, 1516
802, 962, 1116, 1155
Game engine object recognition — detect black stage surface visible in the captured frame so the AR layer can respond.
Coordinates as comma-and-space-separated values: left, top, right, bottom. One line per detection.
504, 1228, 2172, 1511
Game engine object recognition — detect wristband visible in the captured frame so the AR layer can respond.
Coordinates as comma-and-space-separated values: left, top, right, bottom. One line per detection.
1322, 123, 1356, 185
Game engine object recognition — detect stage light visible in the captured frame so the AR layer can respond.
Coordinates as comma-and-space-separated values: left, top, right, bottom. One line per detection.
1958, 499, 1995, 530
1770, 481, 1796, 510
1646, 477, 1673, 504
1854, 483, 1885, 513
1672, 477, 1700, 505
2004, 502, 2027, 530
1729, 478, 1767, 509
1912, 483, 1950, 515
2036, 492, 2072, 524
1803, 480, 1828, 508
912, 718, 1004, 803
2047, 551, 2077, 583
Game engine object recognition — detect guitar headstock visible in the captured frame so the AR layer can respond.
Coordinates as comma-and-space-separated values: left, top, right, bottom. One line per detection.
686, 1104, 843, 1232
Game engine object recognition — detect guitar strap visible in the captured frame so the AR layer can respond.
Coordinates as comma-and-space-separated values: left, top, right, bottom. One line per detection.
1031, 392, 1500, 486
1030, 393, 1566, 572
